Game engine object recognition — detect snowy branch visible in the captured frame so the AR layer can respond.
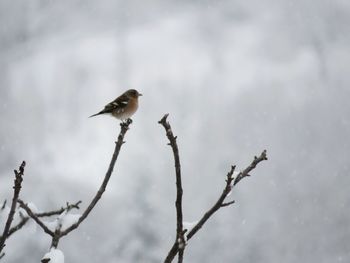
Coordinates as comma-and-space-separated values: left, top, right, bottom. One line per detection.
3, 115, 267, 263
0, 161, 26, 258
3, 200, 81, 245
17, 200, 55, 237
16, 120, 132, 255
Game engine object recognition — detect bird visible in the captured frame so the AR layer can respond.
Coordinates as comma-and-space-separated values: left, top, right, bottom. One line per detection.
89, 89, 142, 121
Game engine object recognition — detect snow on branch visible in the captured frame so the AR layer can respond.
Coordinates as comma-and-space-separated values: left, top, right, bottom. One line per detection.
7, 201, 81, 239
2, 115, 267, 262
16, 120, 131, 260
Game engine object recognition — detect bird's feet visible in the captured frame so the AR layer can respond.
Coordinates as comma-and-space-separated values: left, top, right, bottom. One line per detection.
120, 118, 132, 128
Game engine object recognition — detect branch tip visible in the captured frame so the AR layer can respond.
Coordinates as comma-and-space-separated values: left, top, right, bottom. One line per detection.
263, 150, 268, 160
0, 161, 26, 256
158, 113, 169, 125
19, 161, 26, 172
221, 200, 235, 207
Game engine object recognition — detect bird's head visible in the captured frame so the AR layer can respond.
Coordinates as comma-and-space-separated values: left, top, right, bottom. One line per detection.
125, 89, 142, 99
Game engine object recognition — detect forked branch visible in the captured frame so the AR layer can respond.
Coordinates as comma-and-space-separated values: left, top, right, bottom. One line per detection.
186, 150, 267, 241
159, 114, 267, 262
17, 120, 132, 251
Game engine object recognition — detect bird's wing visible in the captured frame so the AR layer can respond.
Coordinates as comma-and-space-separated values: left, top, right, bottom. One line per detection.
89, 93, 131, 118
102, 94, 130, 113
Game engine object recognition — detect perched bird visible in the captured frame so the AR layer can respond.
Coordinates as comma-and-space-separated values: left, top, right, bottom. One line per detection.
89, 89, 142, 121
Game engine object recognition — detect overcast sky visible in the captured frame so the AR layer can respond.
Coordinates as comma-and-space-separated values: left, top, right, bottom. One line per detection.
0, 0, 349, 262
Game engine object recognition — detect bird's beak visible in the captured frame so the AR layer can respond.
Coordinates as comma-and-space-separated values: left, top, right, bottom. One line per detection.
139, 93, 143, 96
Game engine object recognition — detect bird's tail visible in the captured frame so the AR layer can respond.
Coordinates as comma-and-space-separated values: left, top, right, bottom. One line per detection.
89, 112, 103, 118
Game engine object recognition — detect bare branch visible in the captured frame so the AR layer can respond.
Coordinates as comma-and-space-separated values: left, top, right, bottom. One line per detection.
0, 161, 26, 256
162, 148, 267, 262
59, 120, 131, 239
221, 200, 235, 207
187, 151, 267, 240
159, 114, 185, 263
233, 150, 267, 185
17, 200, 54, 237
186, 165, 236, 241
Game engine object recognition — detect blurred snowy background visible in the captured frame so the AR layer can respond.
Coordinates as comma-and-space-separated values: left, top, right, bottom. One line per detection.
0, 0, 350, 262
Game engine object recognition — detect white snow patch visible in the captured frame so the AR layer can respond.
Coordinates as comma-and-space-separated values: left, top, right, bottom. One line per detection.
43, 212, 81, 232
18, 202, 40, 217
27, 202, 39, 213
42, 248, 64, 263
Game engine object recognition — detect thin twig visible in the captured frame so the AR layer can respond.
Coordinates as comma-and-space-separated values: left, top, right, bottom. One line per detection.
1, 200, 6, 210
0, 161, 26, 256
187, 150, 267, 240
221, 200, 235, 207
233, 150, 268, 186
159, 114, 185, 263
36, 201, 82, 217
7, 216, 29, 238
186, 165, 236, 240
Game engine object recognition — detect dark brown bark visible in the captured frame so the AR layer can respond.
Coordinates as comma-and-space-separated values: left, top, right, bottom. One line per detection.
18, 120, 131, 251
159, 114, 268, 263
159, 114, 186, 263
0, 161, 26, 257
